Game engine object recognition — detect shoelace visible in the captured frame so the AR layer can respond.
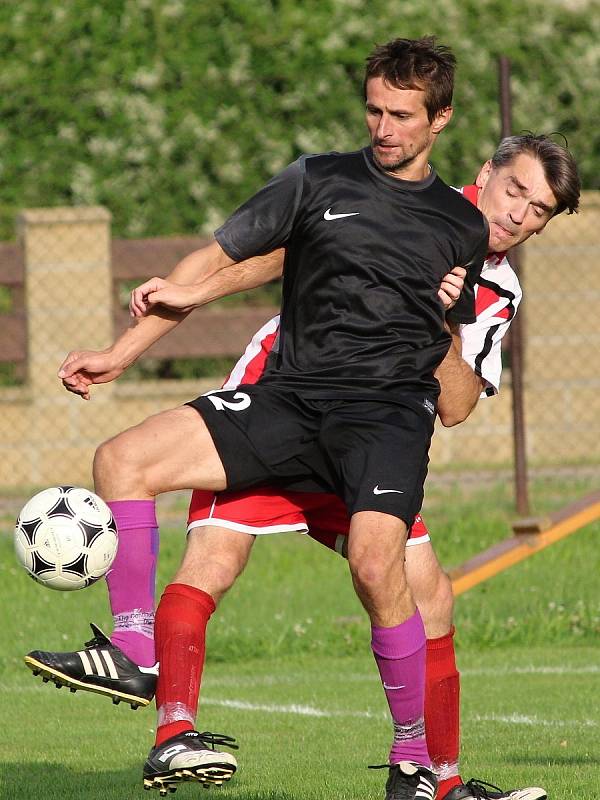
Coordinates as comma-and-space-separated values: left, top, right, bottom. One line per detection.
464, 778, 505, 798
83, 623, 112, 651
83, 633, 109, 650
195, 731, 239, 751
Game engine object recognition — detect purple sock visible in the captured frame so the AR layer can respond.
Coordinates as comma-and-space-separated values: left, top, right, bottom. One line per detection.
371, 610, 430, 766
105, 500, 159, 667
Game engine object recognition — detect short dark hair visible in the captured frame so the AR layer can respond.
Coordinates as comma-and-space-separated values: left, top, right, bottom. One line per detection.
363, 36, 456, 122
491, 134, 580, 216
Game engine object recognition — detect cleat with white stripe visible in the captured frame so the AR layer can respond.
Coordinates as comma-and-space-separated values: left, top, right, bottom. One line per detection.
143, 730, 238, 793
371, 761, 438, 800
444, 779, 546, 800
24, 622, 157, 708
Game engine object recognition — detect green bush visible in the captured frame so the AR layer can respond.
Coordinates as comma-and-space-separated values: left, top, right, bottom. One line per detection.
1, 0, 597, 239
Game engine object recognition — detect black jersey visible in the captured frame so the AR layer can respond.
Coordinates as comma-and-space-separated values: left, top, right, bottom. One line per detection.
215, 147, 489, 398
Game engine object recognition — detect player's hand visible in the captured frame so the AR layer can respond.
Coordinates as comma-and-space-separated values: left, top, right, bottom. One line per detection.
129, 277, 198, 317
57, 350, 125, 401
438, 266, 466, 310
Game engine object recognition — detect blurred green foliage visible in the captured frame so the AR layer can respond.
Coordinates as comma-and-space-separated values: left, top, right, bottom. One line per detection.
0, 287, 12, 313
0, 0, 597, 239
0, 364, 21, 386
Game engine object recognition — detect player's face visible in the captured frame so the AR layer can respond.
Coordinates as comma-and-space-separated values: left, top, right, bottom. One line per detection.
476, 153, 558, 252
365, 77, 452, 179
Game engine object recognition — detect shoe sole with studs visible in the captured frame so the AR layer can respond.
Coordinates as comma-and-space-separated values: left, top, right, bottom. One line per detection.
143, 764, 237, 795
24, 655, 151, 709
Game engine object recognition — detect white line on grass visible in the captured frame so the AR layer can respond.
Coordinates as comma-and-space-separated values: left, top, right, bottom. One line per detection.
201, 698, 597, 728
5, 686, 595, 729
202, 697, 386, 719
461, 665, 600, 676
205, 664, 600, 689
471, 713, 598, 728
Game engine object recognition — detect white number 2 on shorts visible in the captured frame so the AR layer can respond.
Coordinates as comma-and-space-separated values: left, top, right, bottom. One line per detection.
204, 391, 252, 412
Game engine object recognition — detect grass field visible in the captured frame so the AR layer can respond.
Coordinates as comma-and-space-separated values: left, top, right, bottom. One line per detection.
1, 477, 599, 798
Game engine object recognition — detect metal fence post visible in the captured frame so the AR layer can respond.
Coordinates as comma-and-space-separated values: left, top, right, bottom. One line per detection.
498, 56, 530, 516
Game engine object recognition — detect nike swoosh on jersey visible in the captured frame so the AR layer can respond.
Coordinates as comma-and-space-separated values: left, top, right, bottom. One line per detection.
373, 486, 404, 495
323, 208, 360, 220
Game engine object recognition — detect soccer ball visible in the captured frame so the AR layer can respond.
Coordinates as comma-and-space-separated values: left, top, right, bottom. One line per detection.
14, 486, 118, 591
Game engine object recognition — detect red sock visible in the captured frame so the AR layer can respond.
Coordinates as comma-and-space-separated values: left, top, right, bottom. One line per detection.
154, 582, 216, 747
437, 774, 463, 799
425, 627, 462, 798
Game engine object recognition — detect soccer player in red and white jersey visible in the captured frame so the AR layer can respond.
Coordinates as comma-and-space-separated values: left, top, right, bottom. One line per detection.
26, 135, 580, 800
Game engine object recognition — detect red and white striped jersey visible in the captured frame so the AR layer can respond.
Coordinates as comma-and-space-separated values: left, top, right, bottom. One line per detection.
221, 184, 521, 400
221, 315, 280, 390
459, 185, 522, 397
221, 314, 281, 391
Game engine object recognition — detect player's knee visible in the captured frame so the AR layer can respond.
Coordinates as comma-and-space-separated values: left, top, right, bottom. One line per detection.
93, 434, 141, 491
349, 550, 406, 596
93, 438, 120, 481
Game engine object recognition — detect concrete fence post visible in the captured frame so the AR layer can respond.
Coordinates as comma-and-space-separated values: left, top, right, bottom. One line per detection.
18, 207, 114, 395
14, 207, 114, 486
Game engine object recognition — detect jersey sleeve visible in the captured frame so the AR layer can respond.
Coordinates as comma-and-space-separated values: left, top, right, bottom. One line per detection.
446, 218, 490, 326
215, 159, 306, 261
460, 269, 522, 397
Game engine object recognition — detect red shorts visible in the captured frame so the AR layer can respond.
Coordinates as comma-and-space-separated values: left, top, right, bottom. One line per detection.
187, 487, 430, 548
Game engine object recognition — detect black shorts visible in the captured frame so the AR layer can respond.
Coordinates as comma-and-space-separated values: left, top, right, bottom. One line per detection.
187, 385, 435, 527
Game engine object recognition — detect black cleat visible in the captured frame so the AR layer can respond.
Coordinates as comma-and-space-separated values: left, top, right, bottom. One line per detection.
143, 730, 238, 795
372, 761, 437, 800
444, 779, 546, 800
24, 622, 157, 709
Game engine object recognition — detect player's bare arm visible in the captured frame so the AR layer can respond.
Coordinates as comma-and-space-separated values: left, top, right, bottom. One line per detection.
58, 240, 233, 399
435, 321, 485, 426
130, 246, 284, 317
59, 244, 284, 400
57, 307, 190, 400
128, 239, 236, 316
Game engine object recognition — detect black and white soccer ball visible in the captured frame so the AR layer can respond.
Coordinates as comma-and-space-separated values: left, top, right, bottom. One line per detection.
14, 486, 118, 591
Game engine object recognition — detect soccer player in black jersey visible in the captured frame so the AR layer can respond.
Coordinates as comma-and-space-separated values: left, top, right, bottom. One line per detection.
50, 37, 492, 799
